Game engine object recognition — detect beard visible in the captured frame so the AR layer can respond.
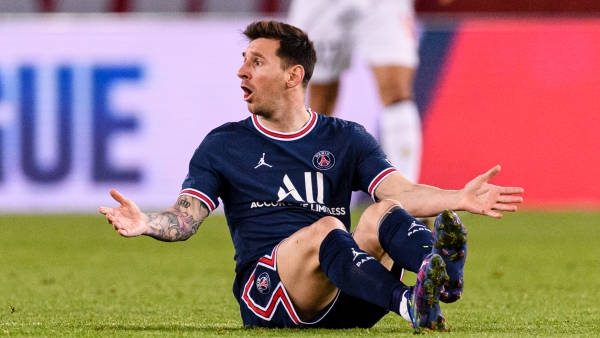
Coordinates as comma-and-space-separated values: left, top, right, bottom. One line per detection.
247, 100, 277, 119
250, 109, 273, 119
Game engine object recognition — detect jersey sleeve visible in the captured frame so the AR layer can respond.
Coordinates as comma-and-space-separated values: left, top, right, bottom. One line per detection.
351, 123, 398, 201
180, 132, 223, 213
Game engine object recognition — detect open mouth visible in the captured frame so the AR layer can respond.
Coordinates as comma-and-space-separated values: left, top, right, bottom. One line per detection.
241, 86, 253, 100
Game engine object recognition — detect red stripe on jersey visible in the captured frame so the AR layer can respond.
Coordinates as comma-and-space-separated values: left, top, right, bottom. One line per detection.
179, 189, 215, 211
252, 110, 317, 140
368, 168, 398, 196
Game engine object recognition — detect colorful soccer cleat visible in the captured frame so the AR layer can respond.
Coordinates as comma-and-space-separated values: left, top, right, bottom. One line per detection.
432, 210, 467, 303
405, 253, 449, 333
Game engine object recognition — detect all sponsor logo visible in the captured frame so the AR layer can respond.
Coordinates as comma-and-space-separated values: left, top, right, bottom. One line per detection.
250, 172, 346, 216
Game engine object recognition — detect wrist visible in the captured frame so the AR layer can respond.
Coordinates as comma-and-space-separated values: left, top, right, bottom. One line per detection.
451, 189, 465, 211
141, 213, 152, 236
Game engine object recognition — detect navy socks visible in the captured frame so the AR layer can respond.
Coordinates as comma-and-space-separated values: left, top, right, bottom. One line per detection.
319, 229, 406, 314
317, 206, 434, 315
378, 206, 432, 273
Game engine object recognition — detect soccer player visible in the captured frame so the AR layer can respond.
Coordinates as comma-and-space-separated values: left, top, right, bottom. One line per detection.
99, 20, 523, 332
288, 0, 454, 184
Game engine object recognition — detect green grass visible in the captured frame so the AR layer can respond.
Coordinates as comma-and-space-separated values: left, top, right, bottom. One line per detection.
1, 211, 599, 336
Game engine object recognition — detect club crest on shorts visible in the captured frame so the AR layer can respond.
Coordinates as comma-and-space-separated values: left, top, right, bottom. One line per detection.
256, 272, 271, 294
312, 151, 335, 170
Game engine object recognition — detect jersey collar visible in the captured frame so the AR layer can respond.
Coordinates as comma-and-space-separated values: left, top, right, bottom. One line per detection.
252, 109, 318, 141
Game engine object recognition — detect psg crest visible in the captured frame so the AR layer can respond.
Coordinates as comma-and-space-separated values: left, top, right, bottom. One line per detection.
312, 151, 335, 170
256, 272, 271, 294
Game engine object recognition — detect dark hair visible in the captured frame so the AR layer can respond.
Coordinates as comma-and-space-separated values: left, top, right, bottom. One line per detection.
243, 20, 317, 88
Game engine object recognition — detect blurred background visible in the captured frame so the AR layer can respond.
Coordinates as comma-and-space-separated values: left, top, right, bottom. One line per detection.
0, 0, 599, 213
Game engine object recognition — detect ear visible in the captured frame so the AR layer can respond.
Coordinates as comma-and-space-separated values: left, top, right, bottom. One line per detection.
286, 65, 305, 88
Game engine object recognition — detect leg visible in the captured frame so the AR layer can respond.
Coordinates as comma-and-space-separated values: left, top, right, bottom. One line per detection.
276, 216, 408, 322
372, 64, 414, 105
352, 199, 402, 269
308, 81, 340, 116
276, 216, 342, 320
372, 65, 422, 183
354, 200, 449, 331
354, 199, 432, 273
288, 0, 353, 119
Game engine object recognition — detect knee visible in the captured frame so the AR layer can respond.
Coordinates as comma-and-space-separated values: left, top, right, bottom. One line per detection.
353, 200, 403, 251
362, 199, 403, 224
310, 216, 347, 240
282, 217, 347, 264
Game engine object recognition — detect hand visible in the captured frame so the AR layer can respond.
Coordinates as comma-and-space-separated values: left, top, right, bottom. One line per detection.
98, 189, 149, 237
459, 165, 524, 218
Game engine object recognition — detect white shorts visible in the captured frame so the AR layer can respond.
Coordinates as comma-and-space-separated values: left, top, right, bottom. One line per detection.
288, 0, 419, 84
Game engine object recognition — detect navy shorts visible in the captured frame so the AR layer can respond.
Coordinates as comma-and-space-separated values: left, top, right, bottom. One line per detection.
233, 243, 389, 328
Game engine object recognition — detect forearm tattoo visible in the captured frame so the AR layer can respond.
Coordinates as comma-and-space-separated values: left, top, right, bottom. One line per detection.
145, 196, 208, 242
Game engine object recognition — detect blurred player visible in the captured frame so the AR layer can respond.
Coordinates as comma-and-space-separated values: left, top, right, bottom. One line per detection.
288, 0, 454, 184
99, 20, 522, 332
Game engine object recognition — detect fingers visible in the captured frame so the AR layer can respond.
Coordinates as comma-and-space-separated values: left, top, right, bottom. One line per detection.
499, 186, 524, 195
493, 203, 518, 212
98, 189, 121, 215
102, 210, 118, 227
479, 165, 501, 182
485, 210, 503, 218
477, 200, 519, 217
109, 188, 129, 205
99, 189, 128, 214
103, 212, 128, 235
497, 195, 523, 204
98, 206, 110, 215
485, 205, 518, 218
99, 207, 120, 228
99, 189, 134, 237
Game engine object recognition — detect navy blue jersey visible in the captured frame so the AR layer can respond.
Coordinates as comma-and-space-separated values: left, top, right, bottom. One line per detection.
180, 110, 397, 274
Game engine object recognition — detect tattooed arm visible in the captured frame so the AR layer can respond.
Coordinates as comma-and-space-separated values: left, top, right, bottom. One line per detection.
145, 195, 208, 241
99, 188, 209, 241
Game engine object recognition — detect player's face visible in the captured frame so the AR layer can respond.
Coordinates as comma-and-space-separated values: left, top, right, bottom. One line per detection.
237, 38, 288, 117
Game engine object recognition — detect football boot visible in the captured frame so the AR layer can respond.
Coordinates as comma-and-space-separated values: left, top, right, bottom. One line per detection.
404, 253, 449, 333
432, 210, 467, 303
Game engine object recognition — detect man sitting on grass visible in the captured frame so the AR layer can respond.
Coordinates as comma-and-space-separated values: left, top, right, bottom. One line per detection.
99, 20, 523, 332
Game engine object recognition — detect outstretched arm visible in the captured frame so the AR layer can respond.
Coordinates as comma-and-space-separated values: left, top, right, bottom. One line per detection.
98, 188, 209, 241
375, 165, 523, 218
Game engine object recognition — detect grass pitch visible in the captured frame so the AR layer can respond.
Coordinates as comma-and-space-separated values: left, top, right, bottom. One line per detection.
1, 210, 599, 337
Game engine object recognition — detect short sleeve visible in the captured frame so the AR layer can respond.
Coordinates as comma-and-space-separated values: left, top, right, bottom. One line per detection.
351, 123, 398, 200
180, 133, 223, 213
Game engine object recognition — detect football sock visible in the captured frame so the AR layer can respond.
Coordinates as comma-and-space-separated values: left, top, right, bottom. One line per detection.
379, 100, 422, 183
319, 229, 407, 314
378, 206, 432, 273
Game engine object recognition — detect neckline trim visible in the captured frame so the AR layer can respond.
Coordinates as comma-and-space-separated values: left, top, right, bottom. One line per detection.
252, 110, 318, 141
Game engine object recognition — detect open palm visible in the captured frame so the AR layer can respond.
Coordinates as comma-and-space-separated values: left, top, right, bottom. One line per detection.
98, 189, 148, 237
460, 166, 524, 218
